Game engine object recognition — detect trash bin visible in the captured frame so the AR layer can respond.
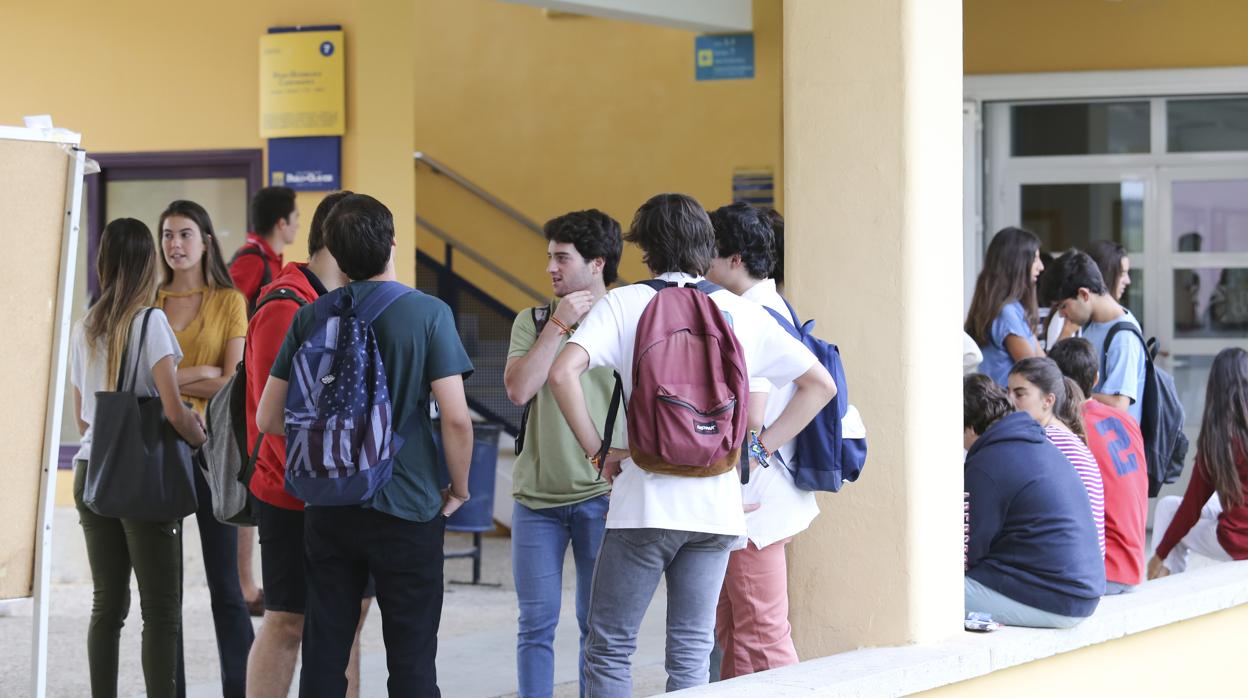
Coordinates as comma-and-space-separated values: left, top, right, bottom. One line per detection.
432, 421, 502, 584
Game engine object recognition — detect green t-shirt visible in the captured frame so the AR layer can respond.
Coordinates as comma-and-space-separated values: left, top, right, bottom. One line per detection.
509, 300, 622, 509
270, 281, 474, 522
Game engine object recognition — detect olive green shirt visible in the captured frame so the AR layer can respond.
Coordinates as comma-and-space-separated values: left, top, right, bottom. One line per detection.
509, 299, 622, 509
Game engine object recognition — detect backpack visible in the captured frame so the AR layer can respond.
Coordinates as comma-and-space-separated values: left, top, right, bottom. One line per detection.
764, 296, 868, 492
597, 279, 749, 478
283, 281, 415, 506
513, 304, 551, 456
202, 287, 307, 525
230, 244, 272, 316
1103, 321, 1189, 497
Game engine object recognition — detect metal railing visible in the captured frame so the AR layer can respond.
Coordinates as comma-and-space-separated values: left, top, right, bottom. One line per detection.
414, 151, 544, 238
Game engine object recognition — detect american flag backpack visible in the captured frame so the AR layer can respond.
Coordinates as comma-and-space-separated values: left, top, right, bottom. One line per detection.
283, 281, 414, 506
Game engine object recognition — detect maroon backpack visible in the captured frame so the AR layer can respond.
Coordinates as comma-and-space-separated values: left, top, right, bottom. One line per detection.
597, 279, 749, 478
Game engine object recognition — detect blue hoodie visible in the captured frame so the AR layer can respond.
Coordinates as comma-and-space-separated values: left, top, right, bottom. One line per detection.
965, 412, 1105, 617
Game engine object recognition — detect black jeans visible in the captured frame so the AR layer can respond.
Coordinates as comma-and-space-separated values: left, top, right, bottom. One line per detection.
300, 506, 446, 697
192, 462, 254, 697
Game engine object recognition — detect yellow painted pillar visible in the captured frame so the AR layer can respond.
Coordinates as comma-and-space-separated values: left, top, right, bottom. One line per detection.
783, 0, 964, 655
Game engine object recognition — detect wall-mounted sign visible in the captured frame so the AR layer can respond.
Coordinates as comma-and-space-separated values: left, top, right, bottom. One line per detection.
695, 34, 755, 81
260, 27, 345, 138
732, 167, 774, 208
269, 136, 341, 191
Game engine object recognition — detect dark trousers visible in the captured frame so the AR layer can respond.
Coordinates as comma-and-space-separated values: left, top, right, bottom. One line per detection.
300, 506, 446, 697
192, 463, 255, 697
74, 461, 182, 698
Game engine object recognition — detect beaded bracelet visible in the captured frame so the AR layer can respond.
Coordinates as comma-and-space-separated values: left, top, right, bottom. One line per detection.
747, 429, 772, 466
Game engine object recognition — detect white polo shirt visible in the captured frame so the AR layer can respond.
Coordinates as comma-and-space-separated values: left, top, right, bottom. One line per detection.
739, 279, 821, 548
569, 272, 817, 537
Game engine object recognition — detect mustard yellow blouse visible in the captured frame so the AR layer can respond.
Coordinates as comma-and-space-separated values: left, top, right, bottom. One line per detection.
157, 286, 247, 414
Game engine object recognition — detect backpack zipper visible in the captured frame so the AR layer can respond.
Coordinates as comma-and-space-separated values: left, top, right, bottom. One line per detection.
657, 395, 735, 417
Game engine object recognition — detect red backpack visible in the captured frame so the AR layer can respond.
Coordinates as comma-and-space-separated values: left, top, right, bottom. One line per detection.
597, 279, 749, 478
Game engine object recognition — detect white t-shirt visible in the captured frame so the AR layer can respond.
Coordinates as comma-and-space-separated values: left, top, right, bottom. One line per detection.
569, 272, 817, 537
739, 279, 821, 548
70, 308, 183, 462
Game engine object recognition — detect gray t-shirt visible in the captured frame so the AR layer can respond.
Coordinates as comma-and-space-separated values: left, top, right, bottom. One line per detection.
70, 308, 183, 461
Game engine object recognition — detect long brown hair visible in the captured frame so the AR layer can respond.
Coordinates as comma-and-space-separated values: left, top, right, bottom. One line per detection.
965, 227, 1041, 345
1010, 357, 1087, 443
158, 200, 234, 289
1198, 348, 1248, 509
84, 219, 159, 390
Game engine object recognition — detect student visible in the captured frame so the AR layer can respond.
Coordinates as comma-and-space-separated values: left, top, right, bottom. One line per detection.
244, 191, 373, 697
230, 185, 298, 312
1037, 251, 1078, 351
963, 374, 1104, 628
1007, 358, 1106, 558
1049, 338, 1149, 593
502, 209, 624, 697
1087, 240, 1131, 303
705, 202, 816, 678
1149, 347, 1248, 578
965, 227, 1044, 387
156, 199, 253, 696
70, 219, 207, 698
1050, 250, 1147, 425
549, 193, 836, 695
257, 194, 475, 697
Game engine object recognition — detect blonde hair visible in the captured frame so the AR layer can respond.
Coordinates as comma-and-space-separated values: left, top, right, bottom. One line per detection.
84, 219, 159, 389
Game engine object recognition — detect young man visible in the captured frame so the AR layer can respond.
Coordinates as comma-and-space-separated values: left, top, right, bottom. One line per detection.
963, 373, 1105, 628
549, 193, 836, 695
1052, 250, 1147, 426
704, 202, 815, 678
243, 191, 375, 697
503, 210, 625, 697
1049, 337, 1149, 594
257, 194, 475, 697
231, 185, 299, 313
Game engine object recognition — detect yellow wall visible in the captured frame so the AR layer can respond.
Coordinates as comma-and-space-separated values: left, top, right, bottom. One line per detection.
921, 604, 1248, 696
1, 0, 416, 283
412, 0, 783, 308
965, 0, 1248, 74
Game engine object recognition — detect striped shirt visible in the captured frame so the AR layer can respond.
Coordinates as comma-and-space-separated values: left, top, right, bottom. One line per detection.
1046, 424, 1107, 558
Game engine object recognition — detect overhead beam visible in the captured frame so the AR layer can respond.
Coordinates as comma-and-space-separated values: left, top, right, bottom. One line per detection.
500, 0, 752, 33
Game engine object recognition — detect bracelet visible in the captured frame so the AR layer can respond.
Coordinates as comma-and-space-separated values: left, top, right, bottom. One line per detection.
549, 316, 574, 335
747, 430, 772, 465
445, 488, 470, 501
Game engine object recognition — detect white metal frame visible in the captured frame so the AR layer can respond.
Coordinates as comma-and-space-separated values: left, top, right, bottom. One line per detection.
0, 125, 85, 698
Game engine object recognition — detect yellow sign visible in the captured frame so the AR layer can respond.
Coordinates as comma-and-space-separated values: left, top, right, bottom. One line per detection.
259, 30, 345, 138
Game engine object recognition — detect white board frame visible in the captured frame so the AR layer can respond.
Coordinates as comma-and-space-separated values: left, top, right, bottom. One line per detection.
0, 124, 85, 698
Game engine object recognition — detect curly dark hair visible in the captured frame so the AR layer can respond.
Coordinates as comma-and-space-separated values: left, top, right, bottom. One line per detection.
543, 209, 624, 285
964, 373, 1014, 436
708, 202, 776, 279
624, 193, 715, 276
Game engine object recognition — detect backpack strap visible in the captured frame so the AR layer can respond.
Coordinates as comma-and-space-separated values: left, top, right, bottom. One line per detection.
255, 286, 309, 313
515, 303, 553, 456
764, 305, 802, 341
635, 279, 673, 293
595, 372, 625, 479
780, 295, 801, 329
231, 245, 272, 298
1101, 320, 1149, 380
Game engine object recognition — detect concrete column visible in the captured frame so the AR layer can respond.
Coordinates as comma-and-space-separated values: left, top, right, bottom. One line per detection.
783, 0, 964, 655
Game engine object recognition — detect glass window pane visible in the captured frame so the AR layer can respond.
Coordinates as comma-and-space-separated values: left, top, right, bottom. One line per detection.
1167, 97, 1248, 153
1012, 102, 1150, 156
1171, 354, 1213, 425
1173, 267, 1248, 338
1021, 182, 1145, 253
1123, 267, 1144, 322
1172, 179, 1248, 253
106, 178, 249, 259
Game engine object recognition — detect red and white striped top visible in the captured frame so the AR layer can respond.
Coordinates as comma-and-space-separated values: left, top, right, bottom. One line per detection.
1046, 423, 1106, 558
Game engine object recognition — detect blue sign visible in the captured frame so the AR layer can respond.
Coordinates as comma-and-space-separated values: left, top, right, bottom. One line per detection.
269, 136, 340, 191
695, 34, 754, 81
732, 168, 774, 207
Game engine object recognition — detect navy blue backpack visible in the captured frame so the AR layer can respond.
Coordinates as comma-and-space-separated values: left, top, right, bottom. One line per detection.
283, 281, 414, 506
764, 297, 867, 492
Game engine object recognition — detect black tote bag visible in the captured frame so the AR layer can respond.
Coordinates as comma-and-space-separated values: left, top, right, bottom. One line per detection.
83, 308, 198, 521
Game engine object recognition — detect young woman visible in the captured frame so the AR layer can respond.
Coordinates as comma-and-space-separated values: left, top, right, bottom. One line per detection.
1088, 240, 1131, 302
70, 218, 206, 698
965, 227, 1045, 386
1007, 357, 1106, 558
1149, 347, 1248, 578
155, 200, 253, 697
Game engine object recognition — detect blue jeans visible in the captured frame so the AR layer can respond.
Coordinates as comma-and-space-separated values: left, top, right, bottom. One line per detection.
512, 496, 608, 698
583, 528, 736, 697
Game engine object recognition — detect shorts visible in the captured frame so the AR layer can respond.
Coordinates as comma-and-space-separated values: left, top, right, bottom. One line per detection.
255, 498, 374, 614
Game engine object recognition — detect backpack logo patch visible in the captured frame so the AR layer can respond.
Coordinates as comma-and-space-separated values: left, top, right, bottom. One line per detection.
320, 374, 336, 385
694, 420, 719, 435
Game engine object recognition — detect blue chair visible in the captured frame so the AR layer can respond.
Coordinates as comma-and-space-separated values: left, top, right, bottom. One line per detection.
433, 421, 501, 584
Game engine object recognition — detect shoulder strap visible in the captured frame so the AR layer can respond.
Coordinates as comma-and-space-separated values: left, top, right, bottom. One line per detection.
780, 295, 801, 328
255, 286, 309, 313
532, 303, 551, 335
634, 279, 672, 293
354, 281, 415, 324
1101, 320, 1149, 379
693, 280, 724, 295
764, 304, 802, 340
232, 245, 271, 300
119, 308, 155, 392
595, 372, 625, 479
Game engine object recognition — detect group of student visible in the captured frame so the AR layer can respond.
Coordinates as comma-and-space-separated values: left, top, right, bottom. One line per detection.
963, 226, 1248, 629
69, 186, 839, 697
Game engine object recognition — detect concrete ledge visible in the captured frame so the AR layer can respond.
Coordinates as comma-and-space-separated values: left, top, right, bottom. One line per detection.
671, 560, 1248, 697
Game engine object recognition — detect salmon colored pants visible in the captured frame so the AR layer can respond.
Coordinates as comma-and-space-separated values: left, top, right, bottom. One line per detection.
714, 538, 799, 679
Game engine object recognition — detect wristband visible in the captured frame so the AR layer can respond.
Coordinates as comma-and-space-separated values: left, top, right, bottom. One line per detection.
747, 430, 772, 467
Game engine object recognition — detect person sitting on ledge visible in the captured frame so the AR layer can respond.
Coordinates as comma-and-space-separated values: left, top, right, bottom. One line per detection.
963, 373, 1105, 628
